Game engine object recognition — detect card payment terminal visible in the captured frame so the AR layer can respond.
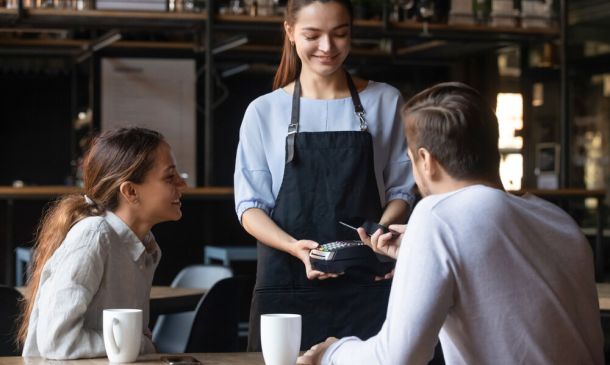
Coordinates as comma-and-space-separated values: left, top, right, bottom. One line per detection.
309, 240, 393, 275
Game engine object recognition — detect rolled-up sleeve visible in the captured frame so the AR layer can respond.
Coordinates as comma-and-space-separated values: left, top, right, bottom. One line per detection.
36, 230, 107, 359
383, 94, 416, 207
234, 102, 275, 222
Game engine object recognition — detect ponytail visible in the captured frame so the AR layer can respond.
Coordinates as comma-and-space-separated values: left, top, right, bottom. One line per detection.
273, 36, 301, 90
17, 194, 103, 345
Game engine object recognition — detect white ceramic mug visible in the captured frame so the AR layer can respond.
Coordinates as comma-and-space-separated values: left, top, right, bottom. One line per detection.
103, 309, 142, 363
261, 313, 302, 365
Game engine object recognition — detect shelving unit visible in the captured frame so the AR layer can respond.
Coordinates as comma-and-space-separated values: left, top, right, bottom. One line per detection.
0, 5, 562, 182
0, 5, 565, 190
0, 7, 561, 68
0, 7, 208, 27
0, 2, 572, 285
0, 13, 559, 64
0, 9, 559, 42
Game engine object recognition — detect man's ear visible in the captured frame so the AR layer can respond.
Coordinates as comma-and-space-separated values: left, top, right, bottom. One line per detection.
418, 147, 439, 180
118, 181, 139, 205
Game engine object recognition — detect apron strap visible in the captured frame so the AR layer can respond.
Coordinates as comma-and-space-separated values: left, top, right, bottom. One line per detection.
345, 69, 367, 131
285, 70, 368, 164
285, 77, 301, 164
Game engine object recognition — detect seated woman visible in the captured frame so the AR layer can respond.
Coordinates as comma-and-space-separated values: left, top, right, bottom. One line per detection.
18, 127, 187, 359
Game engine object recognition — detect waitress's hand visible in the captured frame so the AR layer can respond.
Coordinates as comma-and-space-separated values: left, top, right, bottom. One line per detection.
358, 224, 406, 260
291, 240, 341, 280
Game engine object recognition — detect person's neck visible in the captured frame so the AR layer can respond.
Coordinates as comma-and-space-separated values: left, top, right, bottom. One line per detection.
114, 207, 152, 242
432, 176, 505, 195
299, 68, 348, 99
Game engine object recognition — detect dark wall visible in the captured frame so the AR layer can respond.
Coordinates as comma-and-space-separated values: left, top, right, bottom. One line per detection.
210, 68, 276, 185
0, 69, 72, 186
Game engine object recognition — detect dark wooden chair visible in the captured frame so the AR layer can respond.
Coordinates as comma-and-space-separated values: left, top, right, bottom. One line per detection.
184, 277, 242, 353
0, 285, 23, 356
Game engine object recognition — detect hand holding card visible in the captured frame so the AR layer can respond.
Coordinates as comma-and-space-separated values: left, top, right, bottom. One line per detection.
339, 220, 399, 237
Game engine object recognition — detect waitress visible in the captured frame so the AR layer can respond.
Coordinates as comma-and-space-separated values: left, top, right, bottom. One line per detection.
234, 0, 415, 351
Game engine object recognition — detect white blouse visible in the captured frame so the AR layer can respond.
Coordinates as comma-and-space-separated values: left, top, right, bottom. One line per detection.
23, 211, 160, 359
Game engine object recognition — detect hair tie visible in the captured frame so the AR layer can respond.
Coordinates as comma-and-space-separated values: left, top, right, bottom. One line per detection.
84, 195, 95, 206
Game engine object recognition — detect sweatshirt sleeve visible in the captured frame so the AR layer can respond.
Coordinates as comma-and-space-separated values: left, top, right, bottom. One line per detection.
323, 203, 456, 365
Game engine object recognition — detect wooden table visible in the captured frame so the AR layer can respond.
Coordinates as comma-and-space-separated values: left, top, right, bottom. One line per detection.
148, 286, 206, 315
16, 286, 206, 316
0, 353, 271, 365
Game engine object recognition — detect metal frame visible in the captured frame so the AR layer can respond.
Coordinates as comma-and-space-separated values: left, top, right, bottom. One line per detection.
559, 0, 569, 189
204, 0, 214, 185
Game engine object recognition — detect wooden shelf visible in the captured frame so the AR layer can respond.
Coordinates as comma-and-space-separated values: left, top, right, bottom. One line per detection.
0, 186, 233, 199
216, 14, 559, 35
28, 8, 207, 20
0, 186, 602, 200
1, 8, 208, 28
217, 13, 282, 24
0, 9, 559, 45
0, 9, 560, 35
215, 14, 559, 42
391, 20, 559, 37
0, 38, 197, 51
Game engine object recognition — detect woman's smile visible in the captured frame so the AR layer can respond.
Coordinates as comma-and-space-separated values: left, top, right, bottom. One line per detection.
314, 54, 339, 64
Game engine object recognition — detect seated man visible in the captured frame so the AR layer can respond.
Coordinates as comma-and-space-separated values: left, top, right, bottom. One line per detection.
298, 82, 604, 365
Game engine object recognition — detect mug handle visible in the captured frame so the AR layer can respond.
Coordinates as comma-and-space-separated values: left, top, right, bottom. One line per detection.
104, 317, 121, 355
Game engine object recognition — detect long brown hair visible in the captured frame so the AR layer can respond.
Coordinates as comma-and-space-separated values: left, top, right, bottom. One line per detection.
272, 0, 354, 90
17, 127, 164, 345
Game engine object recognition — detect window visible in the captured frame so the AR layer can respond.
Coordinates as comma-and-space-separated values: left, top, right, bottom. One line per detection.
496, 93, 523, 190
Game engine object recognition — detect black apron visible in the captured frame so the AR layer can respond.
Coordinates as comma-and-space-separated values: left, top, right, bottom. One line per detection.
248, 71, 393, 351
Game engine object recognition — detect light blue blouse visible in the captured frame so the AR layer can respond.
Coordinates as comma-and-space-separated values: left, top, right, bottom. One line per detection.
234, 81, 415, 222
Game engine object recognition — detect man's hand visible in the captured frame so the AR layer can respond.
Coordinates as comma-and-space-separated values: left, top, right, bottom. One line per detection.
358, 224, 406, 260
291, 240, 342, 280
297, 337, 338, 365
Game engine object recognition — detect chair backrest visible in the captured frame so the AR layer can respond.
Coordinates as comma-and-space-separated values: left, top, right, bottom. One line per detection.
171, 265, 233, 289
152, 265, 233, 353
14, 246, 33, 287
185, 277, 242, 353
0, 286, 23, 356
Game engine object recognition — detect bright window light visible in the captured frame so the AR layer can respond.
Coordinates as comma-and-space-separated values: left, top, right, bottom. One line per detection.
500, 154, 523, 191
496, 93, 524, 190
